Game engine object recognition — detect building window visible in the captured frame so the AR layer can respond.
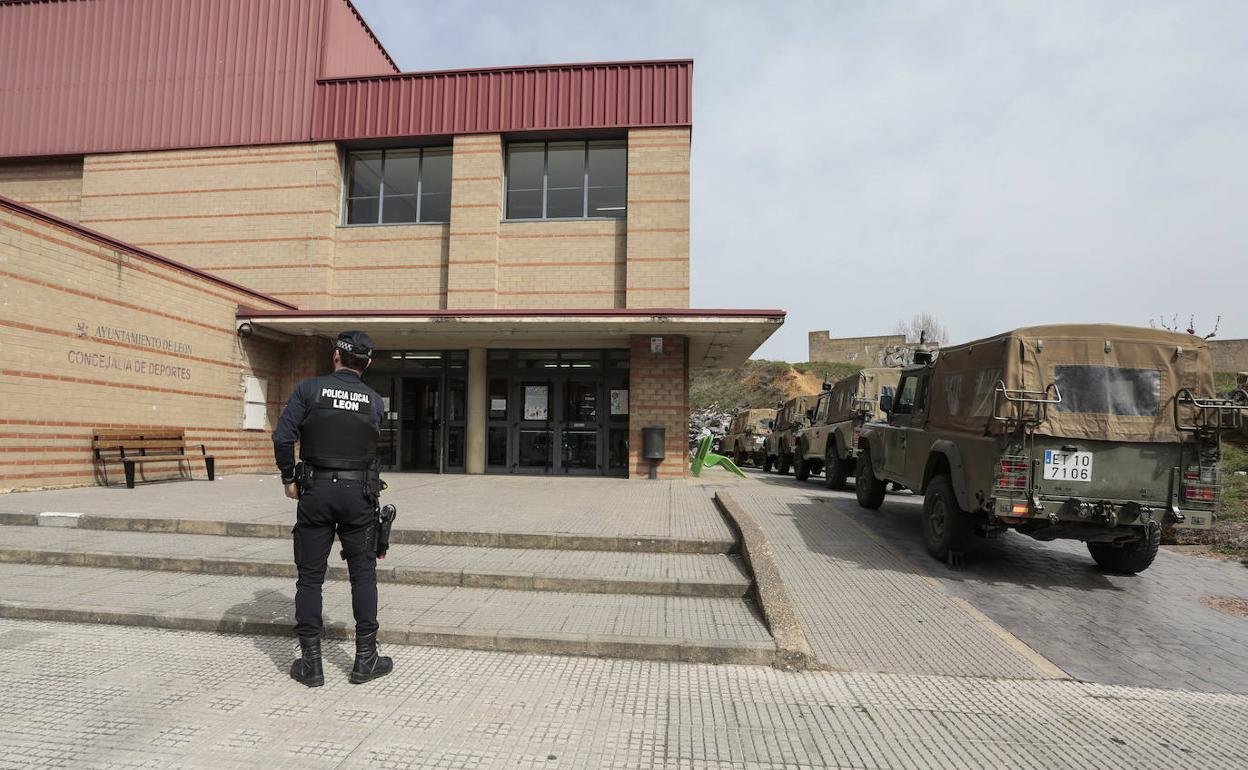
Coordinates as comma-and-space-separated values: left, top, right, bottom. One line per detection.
506, 140, 626, 219
344, 147, 452, 225
243, 375, 268, 430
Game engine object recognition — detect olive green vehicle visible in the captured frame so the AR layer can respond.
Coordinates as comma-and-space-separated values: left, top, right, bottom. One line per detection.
764, 395, 819, 474
794, 368, 901, 487
720, 408, 777, 468
855, 324, 1246, 574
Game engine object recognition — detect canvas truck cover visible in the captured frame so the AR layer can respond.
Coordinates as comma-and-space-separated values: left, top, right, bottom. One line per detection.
737, 408, 777, 433
926, 324, 1215, 442
826, 368, 902, 424
784, 394, 820, 424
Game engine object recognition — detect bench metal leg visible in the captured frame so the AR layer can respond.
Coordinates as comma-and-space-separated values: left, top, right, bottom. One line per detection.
124, 461, 136, 489
205, 457, 215, 481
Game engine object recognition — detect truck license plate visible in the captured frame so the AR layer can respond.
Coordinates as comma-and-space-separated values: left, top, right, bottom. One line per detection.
1044, 450, 1093, 481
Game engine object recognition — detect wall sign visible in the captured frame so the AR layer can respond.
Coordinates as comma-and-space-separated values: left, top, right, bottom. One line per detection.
523, 386, 549, 420
610, 389, 629, 416
650, 336, 663, 354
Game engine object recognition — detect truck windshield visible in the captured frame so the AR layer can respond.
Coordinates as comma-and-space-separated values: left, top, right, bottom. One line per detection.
1053, 365, 1162, 416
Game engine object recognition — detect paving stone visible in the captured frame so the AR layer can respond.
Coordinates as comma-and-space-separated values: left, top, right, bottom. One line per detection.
0, 563, 771, 655
4, 618, 1248, 768
0, 474, 735, 545
714, 470, 1248, 693
0, 526, 750, 597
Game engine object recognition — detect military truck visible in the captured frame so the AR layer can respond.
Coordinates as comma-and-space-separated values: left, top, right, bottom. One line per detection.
720, 408, 777, 468
764, 395, 820, 474
855, 324, 1245, 573
794, 368, 901, 487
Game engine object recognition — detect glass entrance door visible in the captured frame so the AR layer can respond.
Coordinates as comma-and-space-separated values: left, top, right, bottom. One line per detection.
400, 376, 441, 472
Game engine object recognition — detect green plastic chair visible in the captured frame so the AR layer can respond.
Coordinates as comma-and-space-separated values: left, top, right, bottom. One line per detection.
690, 434, 746, 478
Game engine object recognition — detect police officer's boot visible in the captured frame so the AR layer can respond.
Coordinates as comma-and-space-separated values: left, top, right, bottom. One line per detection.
349, 632, 393, 684
289, 636, 324, 688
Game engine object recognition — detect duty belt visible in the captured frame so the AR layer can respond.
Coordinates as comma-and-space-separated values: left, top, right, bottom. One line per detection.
308, 467, 368, 481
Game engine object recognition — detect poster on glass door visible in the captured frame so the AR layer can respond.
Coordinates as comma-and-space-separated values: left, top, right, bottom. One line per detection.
523, 385, 549, 420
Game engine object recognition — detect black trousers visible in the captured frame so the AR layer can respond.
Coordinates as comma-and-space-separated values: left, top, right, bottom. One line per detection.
292, 477, 378, 639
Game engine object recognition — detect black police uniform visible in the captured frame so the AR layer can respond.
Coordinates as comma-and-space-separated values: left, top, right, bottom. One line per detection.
272, 332, 392, 686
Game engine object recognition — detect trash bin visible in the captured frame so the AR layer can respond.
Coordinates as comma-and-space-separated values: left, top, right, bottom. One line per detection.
642, 426, 666, 479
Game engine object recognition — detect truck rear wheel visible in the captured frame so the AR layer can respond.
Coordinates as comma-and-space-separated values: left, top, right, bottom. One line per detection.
855, 448, 886, 510
762, 455, 773, 473
794, 455, 810, 481
922, 475, 970, 561
777, 455, 790, 475
824, 449, 848, 490
734, 448, 746, 467
1087, 525, 1160, 574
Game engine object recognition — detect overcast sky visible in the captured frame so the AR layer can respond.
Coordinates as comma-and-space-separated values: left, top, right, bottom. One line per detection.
356, 0, 1248, 361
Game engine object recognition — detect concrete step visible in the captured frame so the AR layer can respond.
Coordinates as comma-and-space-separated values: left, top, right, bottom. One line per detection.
0, 526, 751, 598
0, 512, 735, 554
0, 563, 776, 666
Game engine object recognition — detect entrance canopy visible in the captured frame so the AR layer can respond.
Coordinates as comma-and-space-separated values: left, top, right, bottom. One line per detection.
234, 308, 785, 368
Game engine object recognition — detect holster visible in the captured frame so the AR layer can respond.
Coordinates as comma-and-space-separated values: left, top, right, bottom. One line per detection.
375, 504, 396, 559
293, 461, 313, 498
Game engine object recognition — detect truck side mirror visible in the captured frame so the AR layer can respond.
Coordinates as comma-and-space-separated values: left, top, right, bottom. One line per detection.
879, 394, 893, 413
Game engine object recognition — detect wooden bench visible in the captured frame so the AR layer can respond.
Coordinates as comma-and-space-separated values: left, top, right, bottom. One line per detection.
92, 429, 215, 489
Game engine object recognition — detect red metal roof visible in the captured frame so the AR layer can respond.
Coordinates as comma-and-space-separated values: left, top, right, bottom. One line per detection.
0, 194, 296, 309
312, 60, 693, 139
0, 0, 395, 159
0, 1, 691, 159
236, 307, 782, 320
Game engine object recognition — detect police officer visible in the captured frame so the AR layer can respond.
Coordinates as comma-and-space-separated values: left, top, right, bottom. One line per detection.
273, 331, 393, 687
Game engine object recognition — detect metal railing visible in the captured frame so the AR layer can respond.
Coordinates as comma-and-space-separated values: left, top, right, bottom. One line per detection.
1174, 388, 1248, 435
990, 381, 1062, 429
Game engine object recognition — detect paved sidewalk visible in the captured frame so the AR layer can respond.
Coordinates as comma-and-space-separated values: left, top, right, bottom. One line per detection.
702, 479, 1055, 680
1, 474, 734, 544
714, 471, 1248, 693
3, 618, 1247, 769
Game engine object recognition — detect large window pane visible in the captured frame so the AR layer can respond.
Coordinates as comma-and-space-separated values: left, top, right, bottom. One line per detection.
347, 197, 379, 224
420, 149, 452, 223
588, 143, 626, 217
546, 142, 585, 217
345, 148, 452, 226
348, 153, 383, 198
507, 144, 545, 219
381, 195, 418, 224
384, 152, 421, 196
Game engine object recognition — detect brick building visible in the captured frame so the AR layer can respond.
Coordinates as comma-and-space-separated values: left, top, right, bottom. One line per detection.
0, 0, 782, 489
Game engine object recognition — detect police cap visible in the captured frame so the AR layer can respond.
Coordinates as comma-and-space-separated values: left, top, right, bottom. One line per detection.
335, 330, 375, 359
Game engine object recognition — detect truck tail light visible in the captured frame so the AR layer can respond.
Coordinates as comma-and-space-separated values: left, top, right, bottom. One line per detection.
1181, 465, 1219, 504
852, 429, 861, 447
995, 456, 1029, 492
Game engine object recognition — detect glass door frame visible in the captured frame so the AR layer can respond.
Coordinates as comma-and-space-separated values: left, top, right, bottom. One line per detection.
368, 350, 466, 474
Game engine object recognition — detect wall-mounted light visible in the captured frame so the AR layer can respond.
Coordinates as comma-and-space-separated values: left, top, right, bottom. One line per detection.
236, 322, 253, 338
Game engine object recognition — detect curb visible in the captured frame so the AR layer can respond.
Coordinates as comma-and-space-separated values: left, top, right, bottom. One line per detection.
0, 512, 733, 555
0, 548, 749, 598
713, 492, 822, 672
0, 601, 776, 667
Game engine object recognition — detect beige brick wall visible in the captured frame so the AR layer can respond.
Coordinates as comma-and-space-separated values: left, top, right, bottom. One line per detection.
333, 223, 449, 309
446, 135, 503, 309
0, 158, 84, 222
625, 128, 690, 309
628, 334, 689, 478
7, 134, 693, 315
78, 144, 342, 310
497, 219, 626, 309
0, 204, 291, 491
